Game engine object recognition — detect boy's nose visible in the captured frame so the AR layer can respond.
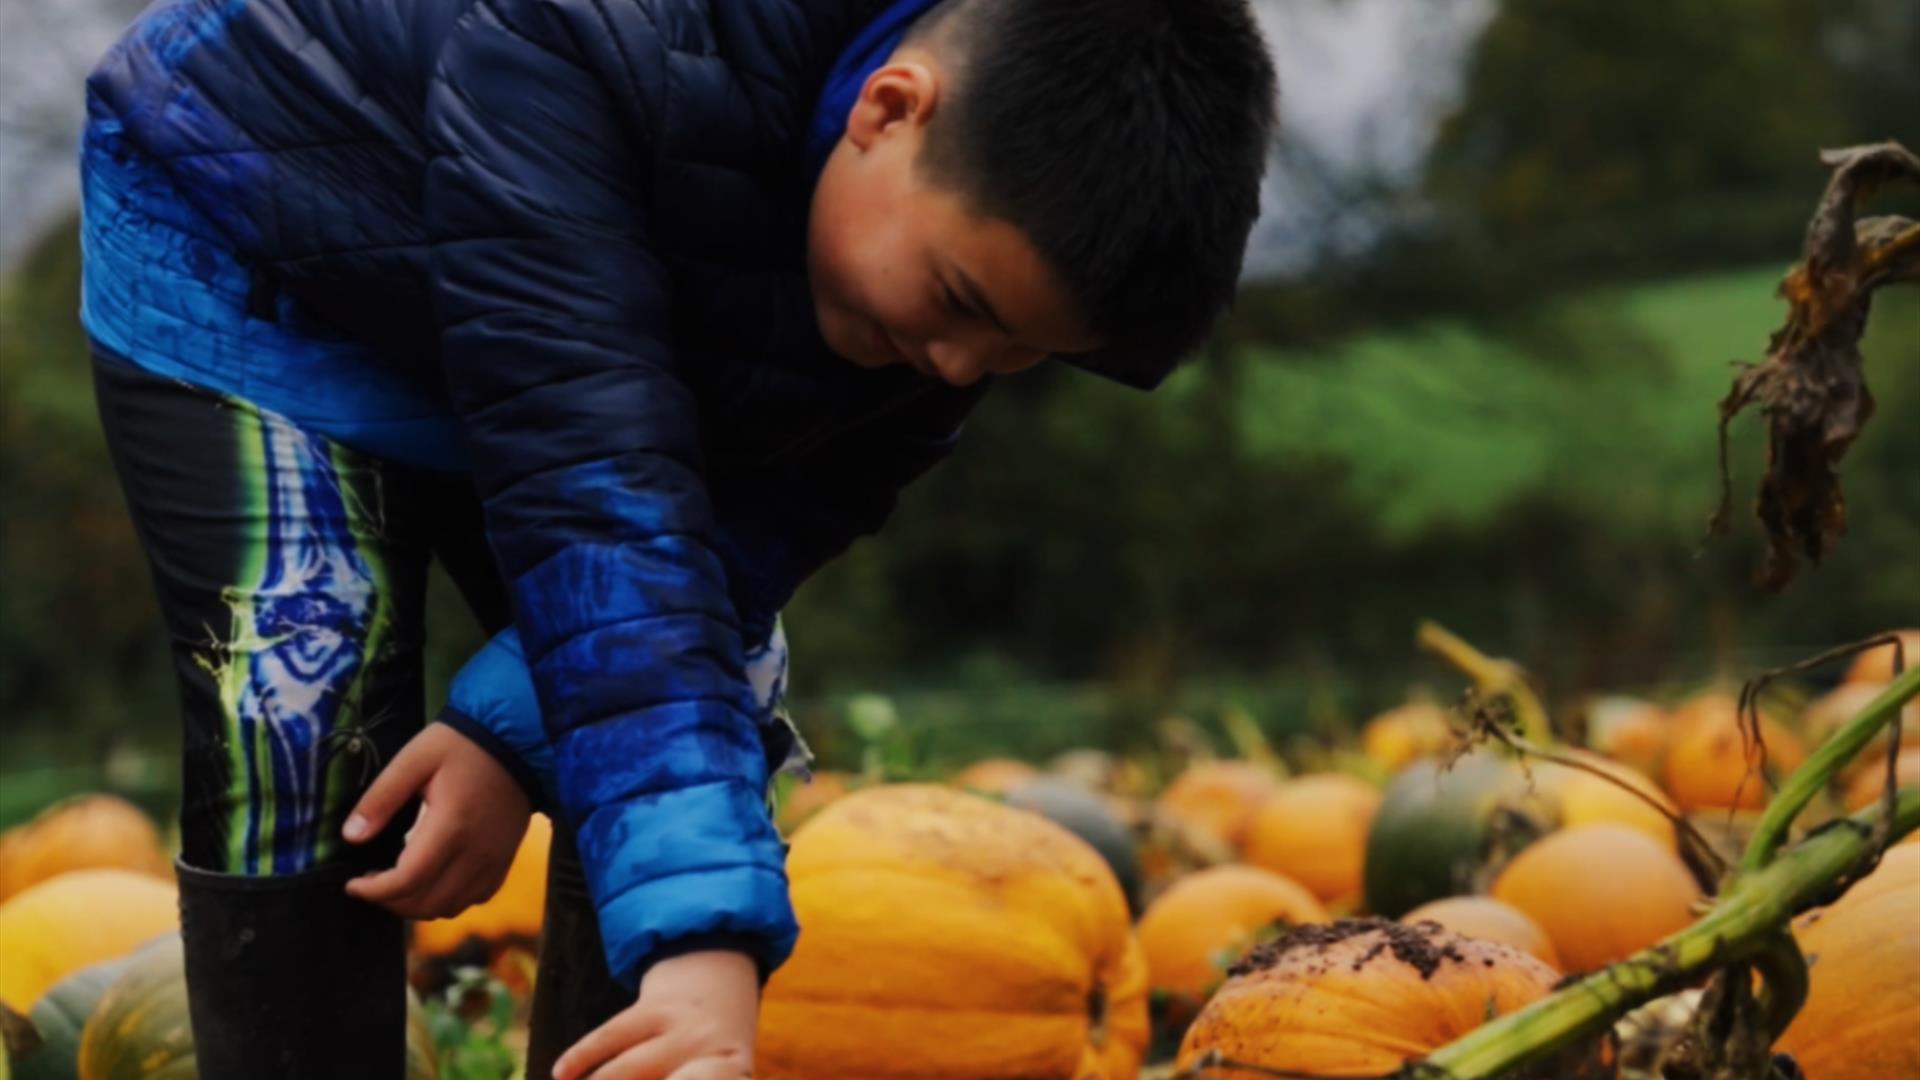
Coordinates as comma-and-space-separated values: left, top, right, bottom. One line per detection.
924, 340, 991, 386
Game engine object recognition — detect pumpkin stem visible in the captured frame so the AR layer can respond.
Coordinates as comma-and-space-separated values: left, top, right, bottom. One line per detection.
1415, 621, 1553, 745
1750, 929, 1809, 1041
1417, 786, 1920, 1079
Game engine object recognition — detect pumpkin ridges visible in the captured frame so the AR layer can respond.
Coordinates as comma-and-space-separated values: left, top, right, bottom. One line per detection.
760, 785, 1146, 1080
1136, 865, 1328, 1001
0, 796, 170, 903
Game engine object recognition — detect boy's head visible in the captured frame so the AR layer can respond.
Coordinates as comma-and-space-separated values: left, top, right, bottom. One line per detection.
807, 0, 1278, 388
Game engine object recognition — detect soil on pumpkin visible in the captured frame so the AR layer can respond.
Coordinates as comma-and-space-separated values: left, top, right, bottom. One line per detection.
1228, 917, 1467, 981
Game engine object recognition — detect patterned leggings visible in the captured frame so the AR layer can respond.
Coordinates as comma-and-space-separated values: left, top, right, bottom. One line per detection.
93, 348, 511, 875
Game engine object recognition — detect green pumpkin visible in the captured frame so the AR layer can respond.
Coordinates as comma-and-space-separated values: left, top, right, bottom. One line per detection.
12, 958, 130, 1080
1362, 751, 1551, 917
74, 934, 439, 1080
1007, 777, 1142, 912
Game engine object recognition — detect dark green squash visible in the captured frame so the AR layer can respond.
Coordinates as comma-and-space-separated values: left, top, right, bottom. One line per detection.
1007, 777, 1142, 912
1361, 752, 1550, 917
11, 958, 129, 1080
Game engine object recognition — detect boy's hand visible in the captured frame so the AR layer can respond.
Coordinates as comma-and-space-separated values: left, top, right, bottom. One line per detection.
341, 722, 532, 920
552, 949, 758, 1080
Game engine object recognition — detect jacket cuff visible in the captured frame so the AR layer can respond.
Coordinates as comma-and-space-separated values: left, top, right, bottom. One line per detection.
630, 931, 776, 987
436, 707, 548, 810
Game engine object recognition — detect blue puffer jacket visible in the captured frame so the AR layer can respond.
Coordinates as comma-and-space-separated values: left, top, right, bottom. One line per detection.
84, 0, 980, 986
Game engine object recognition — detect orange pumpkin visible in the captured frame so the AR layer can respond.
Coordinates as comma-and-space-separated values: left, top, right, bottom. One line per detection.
0, 794, 171, 902
1242, 775, 1381, 907
412, 813, 551, 957
950, 757, 1039, 796
1360, 703, 1453, 771
1154, 761, 1283, 854
776, 771, 852, 834
1492, 825, 1701, 973
1842, 629, 1920, 684
1536, 751, 1679, 850
1584, 696, 1669, 777
1662, 693, 1807, 811
758, 785, 1148, 1080
1176, 920, 1561, 1077
1841, 750, 1920, 812
1136, 864, 1327, 1003
1777, 845, 1920, 1078
1401, 896, 1561, 970
0, 869, 178, 1011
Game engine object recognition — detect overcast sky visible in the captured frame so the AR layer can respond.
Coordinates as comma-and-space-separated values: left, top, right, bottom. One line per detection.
0, 0, 1494, 276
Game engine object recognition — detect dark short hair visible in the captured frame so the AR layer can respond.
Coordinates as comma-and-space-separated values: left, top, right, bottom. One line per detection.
908, 0, 1278, 382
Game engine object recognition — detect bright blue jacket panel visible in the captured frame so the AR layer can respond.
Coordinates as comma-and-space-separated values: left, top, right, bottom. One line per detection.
83, 0, 976, 986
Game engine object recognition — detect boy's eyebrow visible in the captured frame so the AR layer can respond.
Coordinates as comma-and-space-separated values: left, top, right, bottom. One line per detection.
951, 263, 1012, 336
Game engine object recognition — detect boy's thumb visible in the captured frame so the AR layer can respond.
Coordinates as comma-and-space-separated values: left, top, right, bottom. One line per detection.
342, 737, 434, 843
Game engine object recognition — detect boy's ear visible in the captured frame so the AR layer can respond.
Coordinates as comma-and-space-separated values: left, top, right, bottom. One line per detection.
846, 61, 941, 151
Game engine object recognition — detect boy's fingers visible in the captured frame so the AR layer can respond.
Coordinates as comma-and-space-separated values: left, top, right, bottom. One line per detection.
342, 734, 439, 843
552, 1008, 667, 1080
343, 807, 459, 906
663, 1058, 753, 1080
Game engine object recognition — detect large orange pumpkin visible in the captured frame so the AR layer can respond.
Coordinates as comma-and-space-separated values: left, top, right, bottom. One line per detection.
1842, 629, 1920, 684
1777, 844, 1920, 1078
0, 795, 171, 902
1360, 703, 1453, 771
758, 785, 1148, 1080
1491, 824, 1701, 973
1401, 896, 1561, 970
1154, 761, 1283, 854
1176, 920, 1561, 1077
1242, 775, 1381, 908
1662, 693, 1807, 812
412, 813, 551, 957
0, 869, 178, 1011
1136, 864, 1327, 1004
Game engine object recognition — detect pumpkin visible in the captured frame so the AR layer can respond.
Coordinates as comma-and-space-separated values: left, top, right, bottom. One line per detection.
1360, 702, 1453, 771
1492, 825, 1701, 973
1154, 761, 1283, 854
13, 958, 130, 1080
1136, 865, 1327, 1004
1662, 693, 1807, 812
1842, 629, 1920, 684
1777, 844, 1920, 1078
1243, 775, 1381, 908
758, 785, 1148, 1080
74, 933, 438, 1080
1583, 696, 1669, 777
1534, 751, 1679, 850
412, 812, 551, 957
0, 796, 170, 903
776, 771, 851, 834
1007, 778, 1142, 913
1176, 919, 1561, 1077
1841, 750, 1920, 812
1804, 682, 1920, 788
1361, 752, 1542, 918
0, 870, 177, 1012
1401, 896, 1561, 970
949, 757, 1039, 796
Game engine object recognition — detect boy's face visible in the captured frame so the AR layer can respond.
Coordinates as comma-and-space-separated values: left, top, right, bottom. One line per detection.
807, 50, 1102, 386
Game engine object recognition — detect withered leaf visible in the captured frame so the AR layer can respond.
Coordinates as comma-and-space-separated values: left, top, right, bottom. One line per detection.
1712, 140, 1920, 591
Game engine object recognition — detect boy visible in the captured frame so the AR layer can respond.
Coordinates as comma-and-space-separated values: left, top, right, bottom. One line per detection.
80, 0, 1277, 1076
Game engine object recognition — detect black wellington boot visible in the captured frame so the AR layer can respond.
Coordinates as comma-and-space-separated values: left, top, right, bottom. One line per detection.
175, 858, 410, 1079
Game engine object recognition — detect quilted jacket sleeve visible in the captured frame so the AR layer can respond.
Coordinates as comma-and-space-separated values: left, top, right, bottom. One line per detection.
422, 0, 795, 987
